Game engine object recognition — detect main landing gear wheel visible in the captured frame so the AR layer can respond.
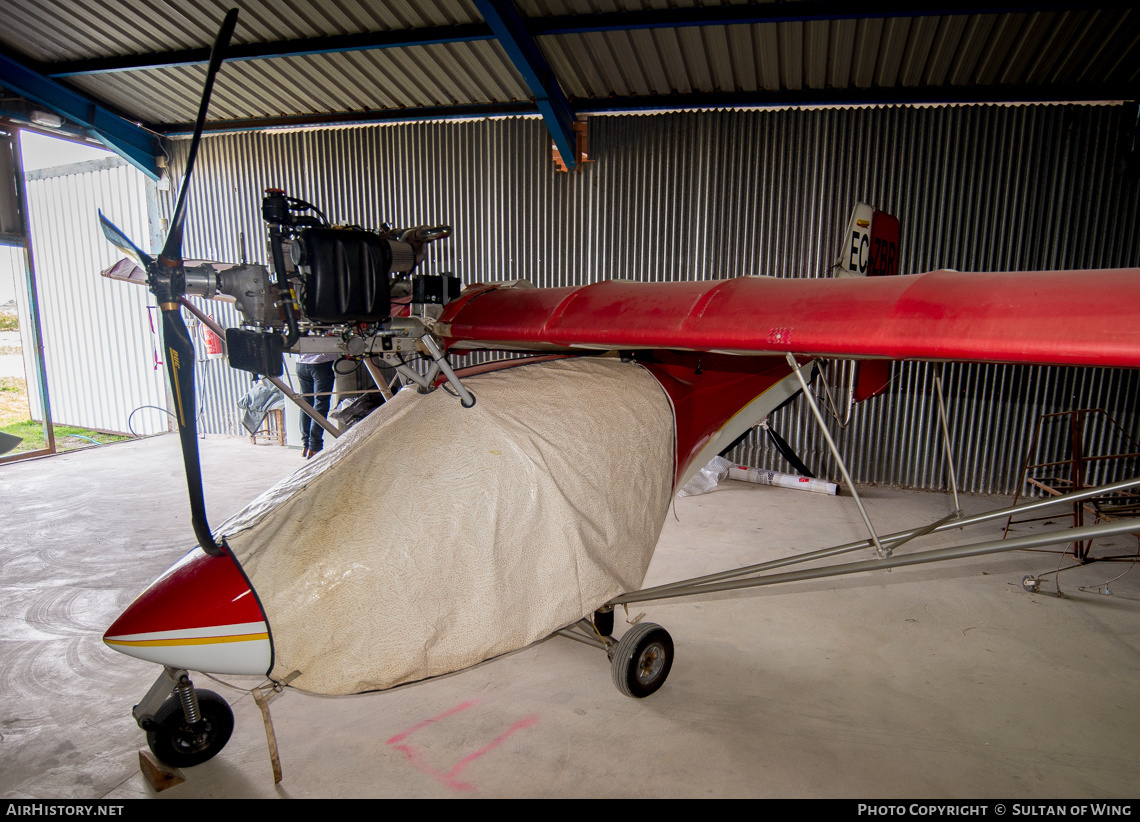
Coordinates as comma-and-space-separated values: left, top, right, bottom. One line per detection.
611, 622, 674, 698
146, 690, 234, 768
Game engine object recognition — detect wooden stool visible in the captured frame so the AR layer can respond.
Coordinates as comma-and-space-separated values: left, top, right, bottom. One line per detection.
251, 408, 285, 446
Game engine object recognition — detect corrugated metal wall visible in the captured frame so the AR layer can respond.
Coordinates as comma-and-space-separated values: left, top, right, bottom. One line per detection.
24, 157, 170, 435
169, 103, 1140, 493
183, 294, 256, 438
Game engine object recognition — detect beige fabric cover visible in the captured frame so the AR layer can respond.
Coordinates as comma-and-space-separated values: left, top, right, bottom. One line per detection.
217, 357, 675, 695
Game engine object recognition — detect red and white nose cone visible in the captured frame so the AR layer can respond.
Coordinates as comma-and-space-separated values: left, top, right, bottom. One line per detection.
104, 546, 272, 676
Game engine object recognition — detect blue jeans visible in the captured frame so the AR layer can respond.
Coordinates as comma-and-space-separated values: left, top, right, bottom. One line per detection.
297, 361, 335, 451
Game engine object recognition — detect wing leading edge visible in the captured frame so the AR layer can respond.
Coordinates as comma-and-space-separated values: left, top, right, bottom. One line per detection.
437, 268, 1140, 369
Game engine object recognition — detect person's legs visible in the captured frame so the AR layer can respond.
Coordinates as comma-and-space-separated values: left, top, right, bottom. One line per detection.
308, 361, 335, 455
296, 362, 315, 456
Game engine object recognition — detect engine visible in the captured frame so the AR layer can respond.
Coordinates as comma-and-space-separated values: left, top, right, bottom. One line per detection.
183, 188, 457, 377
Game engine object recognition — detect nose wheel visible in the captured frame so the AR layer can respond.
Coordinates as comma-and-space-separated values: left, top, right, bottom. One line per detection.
146, 689, 235, 768
133, 670, 236, 769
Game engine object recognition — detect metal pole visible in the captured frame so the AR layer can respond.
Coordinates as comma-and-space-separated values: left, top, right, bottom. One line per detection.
787, 353, 886, 557
363, 357, 395, 400
554, 619, 613, 651
265, 375, 341, 440
421, 334, 475, 407
610, 518, 1140, 605
395, 363, 433, 390
178, 298, 340, 440
933, 363, 962, 514
638, 476, 1140, 598
1, 129, 55, 459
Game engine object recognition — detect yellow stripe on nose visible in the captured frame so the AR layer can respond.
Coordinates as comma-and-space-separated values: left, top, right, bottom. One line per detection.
105, 632, 268, 647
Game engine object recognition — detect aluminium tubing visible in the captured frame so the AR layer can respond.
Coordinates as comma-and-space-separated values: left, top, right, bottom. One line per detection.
610, 517, 1140, 606
627, 476, 1140, 601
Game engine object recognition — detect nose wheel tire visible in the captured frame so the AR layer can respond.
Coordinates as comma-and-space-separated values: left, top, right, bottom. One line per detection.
611, 622, 674, 698
146, 689, 234, 768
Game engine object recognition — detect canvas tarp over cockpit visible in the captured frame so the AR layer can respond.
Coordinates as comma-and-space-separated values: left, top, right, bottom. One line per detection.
217, 357, 675, 695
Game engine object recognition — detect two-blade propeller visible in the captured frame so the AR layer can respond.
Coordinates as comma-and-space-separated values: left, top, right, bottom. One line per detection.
98, 8, 239, 557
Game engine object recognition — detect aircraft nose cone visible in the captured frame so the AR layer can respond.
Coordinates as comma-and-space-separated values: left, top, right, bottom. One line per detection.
104, 545, 272, 676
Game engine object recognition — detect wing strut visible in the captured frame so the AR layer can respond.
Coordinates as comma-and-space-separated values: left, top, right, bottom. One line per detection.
932, 364, 962, 515
785, 354, 887, 557
607, 477, 1140, 607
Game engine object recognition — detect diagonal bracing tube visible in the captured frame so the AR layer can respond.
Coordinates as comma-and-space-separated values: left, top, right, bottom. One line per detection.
609, 477, 1140, 606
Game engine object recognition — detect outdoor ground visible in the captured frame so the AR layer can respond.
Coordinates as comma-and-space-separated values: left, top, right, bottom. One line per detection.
0, 312, 129, 455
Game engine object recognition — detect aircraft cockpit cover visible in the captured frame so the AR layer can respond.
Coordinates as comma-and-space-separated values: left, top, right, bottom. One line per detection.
217, 357, 675, 695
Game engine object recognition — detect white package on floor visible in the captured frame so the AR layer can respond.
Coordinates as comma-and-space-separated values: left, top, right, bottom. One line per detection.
217, 357, 675, 695
727, 465, 839, 495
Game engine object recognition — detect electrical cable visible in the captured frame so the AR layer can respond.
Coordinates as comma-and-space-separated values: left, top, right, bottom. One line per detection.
333, 357, 359, 376
1078, 538, 1140, 595
1078, 559, 1137, 595
128, 367, 208, 437
127, 405, 175, 437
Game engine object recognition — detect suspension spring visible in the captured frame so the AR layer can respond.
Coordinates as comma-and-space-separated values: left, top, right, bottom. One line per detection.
174, 675, 202, 725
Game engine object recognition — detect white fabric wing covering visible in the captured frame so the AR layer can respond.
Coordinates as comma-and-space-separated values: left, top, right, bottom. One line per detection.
217, 357, 675, 695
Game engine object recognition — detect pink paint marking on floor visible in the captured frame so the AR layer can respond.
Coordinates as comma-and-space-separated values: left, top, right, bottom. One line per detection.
386, 700, 540, 792
385, 699, 480, 746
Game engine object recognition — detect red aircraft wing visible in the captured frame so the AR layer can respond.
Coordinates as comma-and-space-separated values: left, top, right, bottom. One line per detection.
437, 268, 1140, 369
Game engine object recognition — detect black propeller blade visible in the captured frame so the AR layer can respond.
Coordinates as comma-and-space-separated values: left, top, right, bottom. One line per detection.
98, 210, 152, 270
161, 8, 238, 269
97, 8, 239, 557
161, 305, 217, 552
153, 7, 239, 556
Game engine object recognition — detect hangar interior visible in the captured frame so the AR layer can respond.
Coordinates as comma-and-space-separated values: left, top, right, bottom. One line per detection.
1, 0, 1138, 799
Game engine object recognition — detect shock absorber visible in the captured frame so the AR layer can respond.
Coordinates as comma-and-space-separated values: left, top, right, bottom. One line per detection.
173, 673, 202, 725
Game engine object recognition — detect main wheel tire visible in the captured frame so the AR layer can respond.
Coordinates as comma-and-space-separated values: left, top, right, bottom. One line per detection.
146, 690, 234, 768
611, 622, 673, 698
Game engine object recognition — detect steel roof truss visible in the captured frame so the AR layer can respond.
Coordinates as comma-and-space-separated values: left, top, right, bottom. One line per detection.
0, 52, 160, 179
473, 0, 577, 168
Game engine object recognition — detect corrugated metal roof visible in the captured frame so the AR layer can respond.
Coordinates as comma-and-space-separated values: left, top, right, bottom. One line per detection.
1, 0, 485, 62
62, 41, 531, 124
547, 11, 1139, 102
1, 1, 1136, 137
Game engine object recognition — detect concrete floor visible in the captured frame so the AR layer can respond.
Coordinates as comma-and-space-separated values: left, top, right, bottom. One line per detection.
2, 434, 1138, 799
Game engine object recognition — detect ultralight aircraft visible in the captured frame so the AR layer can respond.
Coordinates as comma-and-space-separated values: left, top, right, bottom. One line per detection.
95, 9, 1140, 772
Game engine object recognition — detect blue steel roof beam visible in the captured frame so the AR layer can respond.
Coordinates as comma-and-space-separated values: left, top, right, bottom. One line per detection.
0, 52, 160, 179
472, 0, 577, 168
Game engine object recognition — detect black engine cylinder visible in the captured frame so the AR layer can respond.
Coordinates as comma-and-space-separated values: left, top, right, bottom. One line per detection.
299, 227, 393, 323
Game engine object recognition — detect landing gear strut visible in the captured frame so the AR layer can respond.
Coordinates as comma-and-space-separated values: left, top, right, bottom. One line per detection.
134, 668, 235, 768
556, 617, 675, 699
